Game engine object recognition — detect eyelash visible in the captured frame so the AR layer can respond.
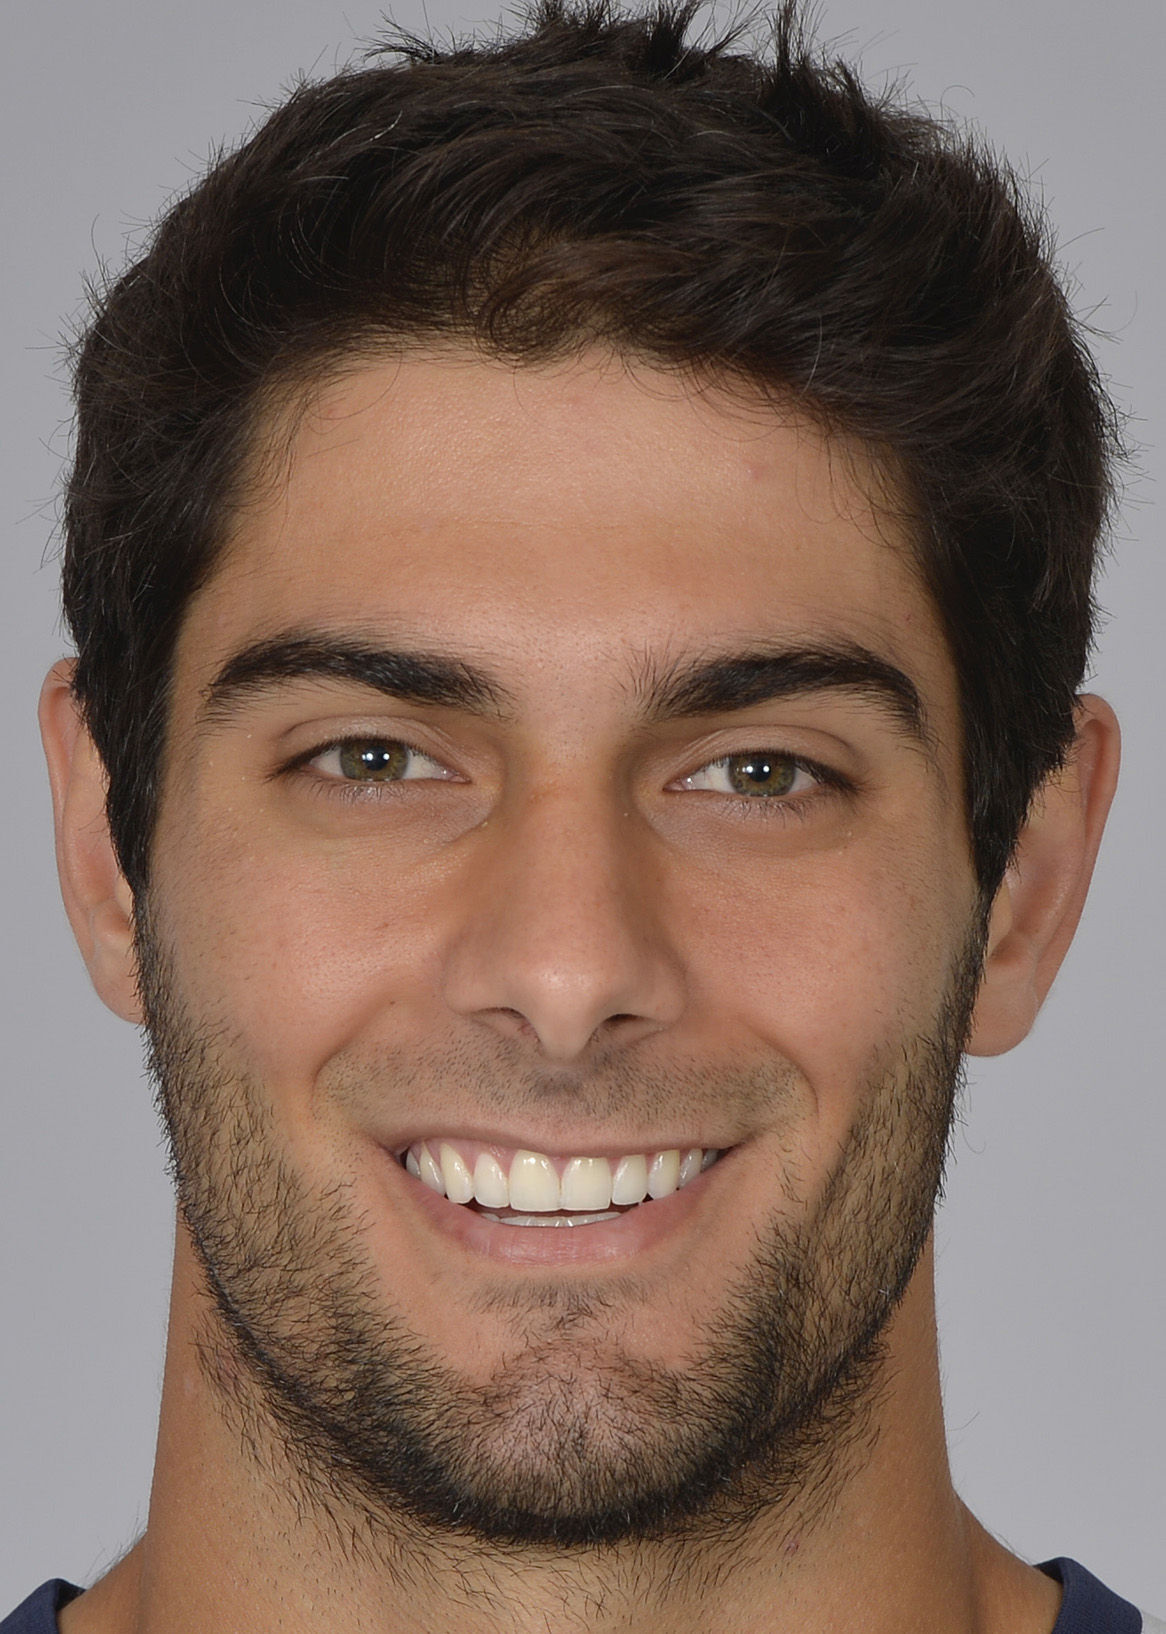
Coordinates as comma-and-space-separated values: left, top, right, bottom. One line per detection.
278, 737, 856, 815
676, 752, 855, 824
278, 737, 454, 800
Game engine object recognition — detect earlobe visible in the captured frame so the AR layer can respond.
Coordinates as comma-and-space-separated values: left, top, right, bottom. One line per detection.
39, 661, 143, 1024
967, 694, 1120, 1057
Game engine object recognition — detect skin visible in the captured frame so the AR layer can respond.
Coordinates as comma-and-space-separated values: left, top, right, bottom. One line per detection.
41, 348, 1119, 1634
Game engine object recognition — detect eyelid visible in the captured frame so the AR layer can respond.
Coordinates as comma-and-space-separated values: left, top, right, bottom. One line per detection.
277, 734, 460, 783
672, 748, 853, 797
275, 735, 853, 801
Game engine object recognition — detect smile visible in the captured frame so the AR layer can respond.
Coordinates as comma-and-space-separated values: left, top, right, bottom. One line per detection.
399, 1138, 722, 1224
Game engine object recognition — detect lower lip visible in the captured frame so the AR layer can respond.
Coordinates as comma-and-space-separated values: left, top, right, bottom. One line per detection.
385, 1155, 721, 1266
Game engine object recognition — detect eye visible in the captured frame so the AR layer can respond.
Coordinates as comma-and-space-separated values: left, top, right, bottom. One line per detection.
308, 738, 455, 783
678, 752, 819, 799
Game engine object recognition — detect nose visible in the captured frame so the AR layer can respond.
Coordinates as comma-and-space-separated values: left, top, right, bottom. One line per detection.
441, 785, 686, 1063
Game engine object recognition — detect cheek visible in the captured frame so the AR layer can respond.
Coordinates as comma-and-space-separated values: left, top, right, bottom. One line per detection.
149, 809, 456, 1088
151, 768, 976, 1145
676, 837, 971, 1131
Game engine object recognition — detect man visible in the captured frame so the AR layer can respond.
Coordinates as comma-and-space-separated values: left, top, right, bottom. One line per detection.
6, 1, 1157, 1628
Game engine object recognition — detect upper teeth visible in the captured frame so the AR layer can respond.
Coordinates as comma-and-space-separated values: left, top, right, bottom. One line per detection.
404, 1140, 718, 1212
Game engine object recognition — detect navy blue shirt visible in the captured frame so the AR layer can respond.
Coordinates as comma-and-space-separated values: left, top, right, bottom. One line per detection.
0, 1556, 1150, 1632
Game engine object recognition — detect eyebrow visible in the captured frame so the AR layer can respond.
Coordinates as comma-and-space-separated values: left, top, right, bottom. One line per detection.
645, 641, 928, 745
199, 633, 511, 725
198, 629, 928, 747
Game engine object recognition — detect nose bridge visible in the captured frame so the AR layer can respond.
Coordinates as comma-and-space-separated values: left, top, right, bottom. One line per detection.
441, 775, 685, 1060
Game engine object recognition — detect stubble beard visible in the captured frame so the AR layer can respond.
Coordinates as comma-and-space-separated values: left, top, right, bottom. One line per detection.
136, 905, 984, 1556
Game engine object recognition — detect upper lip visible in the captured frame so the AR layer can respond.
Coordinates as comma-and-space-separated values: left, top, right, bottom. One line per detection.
388, 1129, 729, 1161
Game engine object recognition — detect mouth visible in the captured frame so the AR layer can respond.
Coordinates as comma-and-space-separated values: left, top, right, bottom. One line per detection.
392, 1136, 725, 1250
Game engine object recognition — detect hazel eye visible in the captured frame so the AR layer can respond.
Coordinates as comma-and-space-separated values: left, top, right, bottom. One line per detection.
680, 752, 815, 798
312, 739, 453, 783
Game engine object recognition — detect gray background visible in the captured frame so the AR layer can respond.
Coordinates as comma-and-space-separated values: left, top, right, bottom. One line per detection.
2, 0, 1162, 1614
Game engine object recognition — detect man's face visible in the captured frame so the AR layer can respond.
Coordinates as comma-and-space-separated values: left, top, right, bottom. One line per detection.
141, 349, 983, 1546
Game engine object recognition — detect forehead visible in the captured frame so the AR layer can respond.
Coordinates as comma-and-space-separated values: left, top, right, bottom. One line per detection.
180, 348, 953, 723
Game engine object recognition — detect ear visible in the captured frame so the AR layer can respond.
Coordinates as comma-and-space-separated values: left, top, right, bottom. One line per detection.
967, 694, 1120, 1056
39, 661, 143, 1024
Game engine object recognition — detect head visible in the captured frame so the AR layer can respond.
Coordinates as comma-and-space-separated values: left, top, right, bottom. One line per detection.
43, 0, 1120, 1562
62, 0, 1118, 908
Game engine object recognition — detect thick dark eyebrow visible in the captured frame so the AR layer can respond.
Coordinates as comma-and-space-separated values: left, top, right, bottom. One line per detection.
643, 642, 929, 747
198, 633, 511, 725
198, 630, 928, 749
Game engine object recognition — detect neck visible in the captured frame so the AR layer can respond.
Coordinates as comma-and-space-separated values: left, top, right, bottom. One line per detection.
63, 1228, 1060, 1634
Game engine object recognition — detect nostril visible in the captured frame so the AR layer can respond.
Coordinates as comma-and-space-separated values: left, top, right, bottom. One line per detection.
477, 1007, 538, 1038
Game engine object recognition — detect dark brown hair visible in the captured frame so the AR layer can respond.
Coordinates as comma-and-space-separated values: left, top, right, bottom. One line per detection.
62, 0, 1121, 900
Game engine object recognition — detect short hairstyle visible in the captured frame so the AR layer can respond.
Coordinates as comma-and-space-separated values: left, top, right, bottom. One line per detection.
62, 0, 1120, 903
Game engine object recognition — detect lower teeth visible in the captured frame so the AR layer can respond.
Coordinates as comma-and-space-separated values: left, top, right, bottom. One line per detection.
479, 1210, 626, 1228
